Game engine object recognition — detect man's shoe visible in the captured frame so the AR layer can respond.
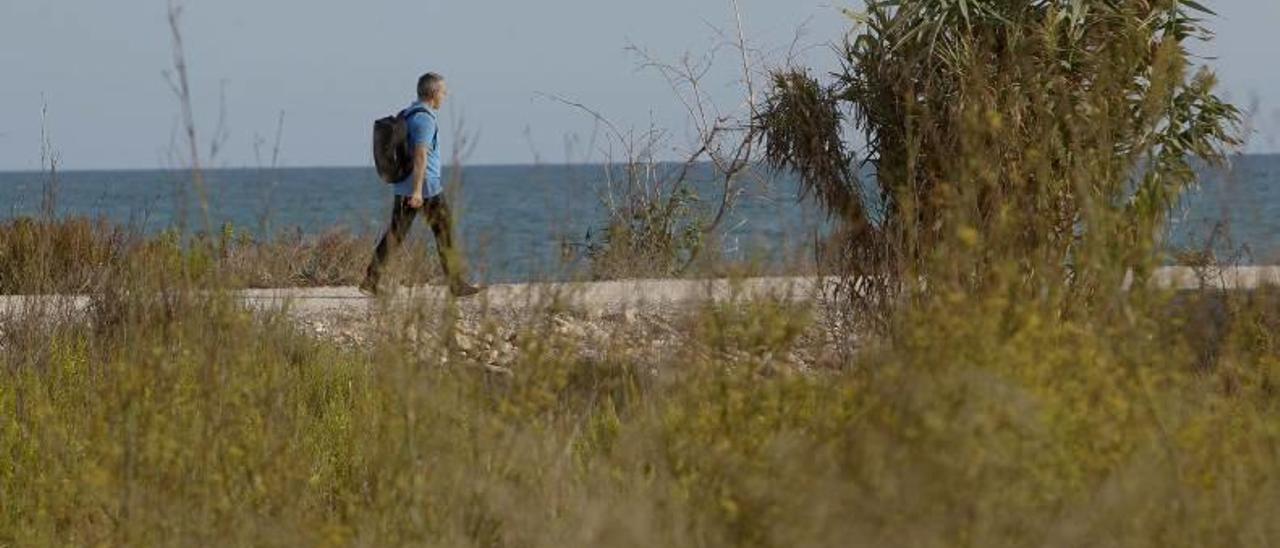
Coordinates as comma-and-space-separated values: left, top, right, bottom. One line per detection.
450, 282, 485, 298
358, 278, 379, 297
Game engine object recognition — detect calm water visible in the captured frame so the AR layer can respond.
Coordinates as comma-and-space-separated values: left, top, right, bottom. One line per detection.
1, 158, 1277, 282
0, 164, 826, 283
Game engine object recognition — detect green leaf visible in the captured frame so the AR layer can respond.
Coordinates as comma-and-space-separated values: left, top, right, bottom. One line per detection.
841, 7, 869, 25
1179, 0, 1217, 17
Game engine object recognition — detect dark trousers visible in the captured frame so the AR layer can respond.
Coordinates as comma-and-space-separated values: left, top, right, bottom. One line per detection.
365, 194, 463, 288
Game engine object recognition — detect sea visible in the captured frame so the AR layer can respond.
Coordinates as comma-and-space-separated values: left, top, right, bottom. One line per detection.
1, 157, 1277, 283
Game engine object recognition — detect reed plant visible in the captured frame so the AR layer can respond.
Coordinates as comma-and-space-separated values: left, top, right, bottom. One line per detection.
760, 0, 1240, 331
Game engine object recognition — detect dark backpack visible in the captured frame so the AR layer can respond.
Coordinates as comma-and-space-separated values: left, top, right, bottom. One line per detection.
372, 106, 428, 183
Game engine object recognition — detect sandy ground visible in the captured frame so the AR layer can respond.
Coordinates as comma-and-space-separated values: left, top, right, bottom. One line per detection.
2, 267, 1278, 320
235, 277, 843, 362
2, 267, 1277, 371
0, 276, 850, 372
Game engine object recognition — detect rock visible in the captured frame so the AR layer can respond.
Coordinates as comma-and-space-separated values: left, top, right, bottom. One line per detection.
455, 332, 477, 353
553, 316, 587, 339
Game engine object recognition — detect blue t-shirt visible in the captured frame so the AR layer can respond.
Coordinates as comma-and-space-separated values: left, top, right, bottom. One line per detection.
393, 101, 443, 198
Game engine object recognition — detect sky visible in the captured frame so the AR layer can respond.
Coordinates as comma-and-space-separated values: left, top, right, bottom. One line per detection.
1, 0, 1277, 172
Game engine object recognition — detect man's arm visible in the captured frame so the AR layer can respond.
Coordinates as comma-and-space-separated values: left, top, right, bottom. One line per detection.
410, 145, 428, 208
407, 111, 437, 208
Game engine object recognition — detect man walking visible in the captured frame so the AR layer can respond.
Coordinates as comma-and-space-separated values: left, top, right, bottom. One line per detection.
362, 72, 482, 297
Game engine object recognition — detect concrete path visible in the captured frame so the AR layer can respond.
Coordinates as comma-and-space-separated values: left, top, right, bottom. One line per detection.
2, 267, 1278, 318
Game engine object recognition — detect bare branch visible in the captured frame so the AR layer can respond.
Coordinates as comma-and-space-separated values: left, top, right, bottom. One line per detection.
731, 0, 758, 118
535, 92, 629, 156
166, 0, 210, 235
209, 78, 231, 165
39, 96, 60, 220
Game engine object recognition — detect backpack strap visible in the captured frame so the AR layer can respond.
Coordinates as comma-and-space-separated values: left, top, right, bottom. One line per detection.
399, 106, 438, 150
399, 106, 432, 120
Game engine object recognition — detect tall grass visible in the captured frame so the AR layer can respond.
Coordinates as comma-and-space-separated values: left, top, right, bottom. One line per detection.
0, 218, 447, 294
5, 238, 1280, 545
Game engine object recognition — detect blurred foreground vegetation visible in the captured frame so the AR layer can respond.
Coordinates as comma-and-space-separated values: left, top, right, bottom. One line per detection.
4, 231, 1280, 546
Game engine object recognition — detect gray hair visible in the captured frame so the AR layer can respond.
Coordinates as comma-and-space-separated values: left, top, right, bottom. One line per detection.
417, 72, 446, 101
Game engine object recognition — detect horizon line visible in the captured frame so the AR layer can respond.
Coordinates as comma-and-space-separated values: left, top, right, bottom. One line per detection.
4, 153, 1280, 175
0, 159, 745, 175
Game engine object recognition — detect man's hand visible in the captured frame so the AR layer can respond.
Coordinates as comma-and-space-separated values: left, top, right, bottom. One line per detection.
408, 193, 424, 209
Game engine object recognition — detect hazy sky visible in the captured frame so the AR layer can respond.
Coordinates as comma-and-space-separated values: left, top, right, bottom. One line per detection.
1, 0, 1277, 171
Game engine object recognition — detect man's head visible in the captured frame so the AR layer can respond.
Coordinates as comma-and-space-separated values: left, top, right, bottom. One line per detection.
417, 72, 448, 109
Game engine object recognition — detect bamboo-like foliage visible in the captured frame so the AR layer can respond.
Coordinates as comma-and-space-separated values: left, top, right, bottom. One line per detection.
760, 0, 1239, 300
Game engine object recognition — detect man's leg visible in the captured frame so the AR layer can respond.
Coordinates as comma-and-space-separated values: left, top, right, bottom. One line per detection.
362, 196, 417, 293
423, 195, 479, 296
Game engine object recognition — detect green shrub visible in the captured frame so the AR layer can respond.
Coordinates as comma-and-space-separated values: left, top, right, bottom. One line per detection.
759, 0, 1240, 302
